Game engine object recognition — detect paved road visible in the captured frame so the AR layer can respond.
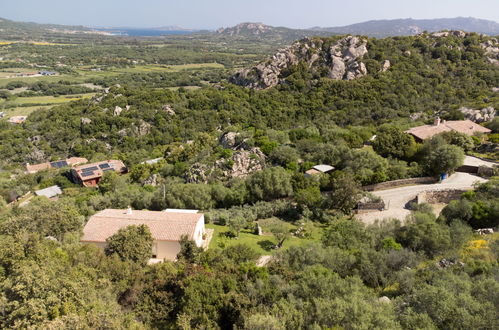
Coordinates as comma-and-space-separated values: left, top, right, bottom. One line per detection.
356, 171, 488, 224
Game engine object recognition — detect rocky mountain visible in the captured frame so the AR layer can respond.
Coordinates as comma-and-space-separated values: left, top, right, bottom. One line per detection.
310, 17, 499, 37
230, 31, 499, 90
230, 35, 370, 89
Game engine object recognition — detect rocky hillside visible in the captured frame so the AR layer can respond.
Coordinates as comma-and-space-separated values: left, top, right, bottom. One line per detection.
311, 17, 499, 37
230, 31, 499, 90
230, 36, 370, 89
214, 22, 330, 43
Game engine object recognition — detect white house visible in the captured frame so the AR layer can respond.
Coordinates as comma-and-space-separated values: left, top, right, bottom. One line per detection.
81, 208, 208, 261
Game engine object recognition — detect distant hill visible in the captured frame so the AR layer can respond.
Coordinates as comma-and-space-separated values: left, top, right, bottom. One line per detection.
214, 22, 330, 42
310, 17, 499, 37
0, 17, 112, 40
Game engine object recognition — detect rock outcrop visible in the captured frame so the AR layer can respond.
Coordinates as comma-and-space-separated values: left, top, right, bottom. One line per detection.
217, 147, 266, 179
230, 36, 369, 89
459, 106, 496, 123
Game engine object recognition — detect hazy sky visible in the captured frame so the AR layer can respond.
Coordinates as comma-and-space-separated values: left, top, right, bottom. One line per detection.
2, 0, 499, 29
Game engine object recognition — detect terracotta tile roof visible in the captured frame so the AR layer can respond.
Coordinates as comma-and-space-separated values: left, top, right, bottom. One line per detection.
405, 120, 491, 140
72, 160, 126, 181
81, 209, 203, 242
26, 157, 88, 174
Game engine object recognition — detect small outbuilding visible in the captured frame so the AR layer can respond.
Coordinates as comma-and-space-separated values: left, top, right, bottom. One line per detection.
81, 209, 209, 261
305, 164, 335, 177
35, 185, 63, 199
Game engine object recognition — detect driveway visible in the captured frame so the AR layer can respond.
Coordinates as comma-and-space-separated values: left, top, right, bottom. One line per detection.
356, 172, 488, 224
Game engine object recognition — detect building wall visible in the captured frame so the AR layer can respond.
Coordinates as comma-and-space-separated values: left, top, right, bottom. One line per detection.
193, 216, 206, 247
82, 240, 181, 261
156, 241, 182, 260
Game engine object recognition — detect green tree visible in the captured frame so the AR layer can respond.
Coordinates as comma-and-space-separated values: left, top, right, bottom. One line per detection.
423, 144, 464, 175
228, 216, 247, 237
325, 173, 362, 214
105, 224, 153, 266
373, 125, 417, 159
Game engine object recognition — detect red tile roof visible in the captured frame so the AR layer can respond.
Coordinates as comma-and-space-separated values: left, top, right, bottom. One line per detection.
405, 120, 491, 140
72, 160, 126, 182
26, 157, 88, 174
81, 209, 203, 242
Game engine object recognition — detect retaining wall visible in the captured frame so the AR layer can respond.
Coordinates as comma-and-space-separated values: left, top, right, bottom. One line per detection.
363, 177, 437, 192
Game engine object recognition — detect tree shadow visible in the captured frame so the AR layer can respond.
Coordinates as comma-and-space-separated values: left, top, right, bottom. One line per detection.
257, 240, 275, 251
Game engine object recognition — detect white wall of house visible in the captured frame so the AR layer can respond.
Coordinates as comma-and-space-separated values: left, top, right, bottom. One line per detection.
193, 215, 206, 247
156, 240, 181, 260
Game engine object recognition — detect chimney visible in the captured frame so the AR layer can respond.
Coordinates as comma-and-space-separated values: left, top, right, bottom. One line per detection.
126, 207, 132, 215
434, 117, 441, 126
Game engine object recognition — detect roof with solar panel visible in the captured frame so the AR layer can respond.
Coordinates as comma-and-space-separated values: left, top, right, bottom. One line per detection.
26, 157, 88, 174
71, 159, 127, 185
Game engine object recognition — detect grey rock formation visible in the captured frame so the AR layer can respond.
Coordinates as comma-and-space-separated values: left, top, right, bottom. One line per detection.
132, 120, 151, 137
113, 106, 123, 116
380, 60, 391, 72
80, 117, 92, 125
230, 35, 369, 89
459, 106, 496, 123
219, 147, 266, 178
162, 104, 176, 115
143, 173, 160, 186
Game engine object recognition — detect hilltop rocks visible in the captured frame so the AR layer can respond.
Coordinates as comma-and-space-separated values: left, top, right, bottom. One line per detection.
459, 106, 496, 123
230, 35, 369, 89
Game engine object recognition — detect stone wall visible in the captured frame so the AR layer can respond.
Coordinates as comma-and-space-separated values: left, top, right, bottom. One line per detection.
363, 177, 437, 192
416, 189, 466, 204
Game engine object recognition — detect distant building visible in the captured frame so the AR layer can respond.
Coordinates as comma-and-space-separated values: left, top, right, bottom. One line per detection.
305, 164, 335, 177
81, 208, 208, 261
38, 71, 57, 76
405, 118, 491, 142
8, 116, 27, 124
35, 185, 63, 199
26, 157, 88, 174
71, 159, 127, 187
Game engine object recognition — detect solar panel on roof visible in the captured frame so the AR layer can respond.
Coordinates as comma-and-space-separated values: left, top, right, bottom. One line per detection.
103, 168, 114, 172
81, 166, 99, 172
99, 163, 111, 169
81, 172, 95, 177
50, 160, 68, 168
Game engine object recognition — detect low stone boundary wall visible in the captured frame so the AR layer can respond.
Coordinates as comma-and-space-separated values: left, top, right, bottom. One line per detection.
416, 189, 466, 204
363, 177, 437, 192
456, 165, 479, 174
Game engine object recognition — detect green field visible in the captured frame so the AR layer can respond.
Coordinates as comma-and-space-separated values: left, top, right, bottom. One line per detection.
0, 93, 94, 118
206, 219, 324, 256
0, 63, 225, 88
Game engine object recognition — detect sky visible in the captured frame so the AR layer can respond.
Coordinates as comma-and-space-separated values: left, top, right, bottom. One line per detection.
2, 0, 499, 30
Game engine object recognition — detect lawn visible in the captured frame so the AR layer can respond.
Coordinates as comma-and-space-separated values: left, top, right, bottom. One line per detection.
206, 218, 324, 256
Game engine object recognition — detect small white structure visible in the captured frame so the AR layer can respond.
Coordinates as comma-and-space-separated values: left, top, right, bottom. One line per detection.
141, 157, 163, 165
305, 164, 335, 177
81, 209, 207, 261
35, 185, 63, 199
